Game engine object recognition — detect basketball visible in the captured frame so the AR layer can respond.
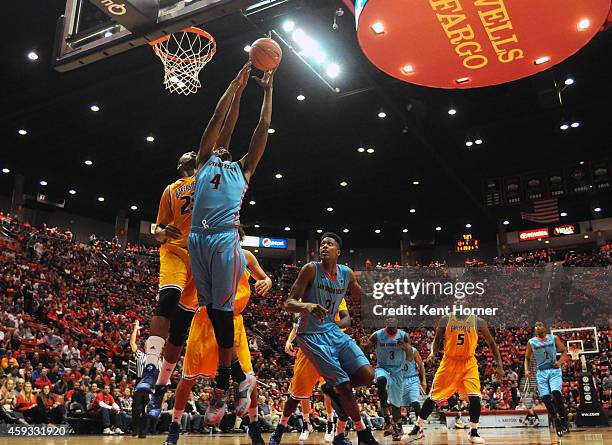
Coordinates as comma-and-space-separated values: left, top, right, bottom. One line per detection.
249, 37, 282, 71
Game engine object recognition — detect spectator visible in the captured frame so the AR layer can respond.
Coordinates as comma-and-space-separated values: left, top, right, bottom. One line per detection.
16, 381, 39, 424
91, 384, 125, 435
36, 384, 65, 424
0, 378, 27, 424
34, 368, 53, 390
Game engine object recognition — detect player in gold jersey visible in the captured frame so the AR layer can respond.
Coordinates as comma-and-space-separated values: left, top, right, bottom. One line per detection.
407, 314, 503, 444
136, 72, 248, 411
163, 244, 272, 445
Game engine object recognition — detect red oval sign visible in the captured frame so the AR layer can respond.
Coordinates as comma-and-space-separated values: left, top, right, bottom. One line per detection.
356, 0, 611, 88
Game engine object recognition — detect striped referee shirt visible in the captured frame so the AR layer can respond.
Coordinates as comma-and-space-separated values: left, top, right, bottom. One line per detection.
135, 350, 146, 378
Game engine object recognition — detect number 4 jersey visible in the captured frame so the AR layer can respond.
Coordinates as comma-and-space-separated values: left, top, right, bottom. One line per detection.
192, 155, 248, 230
156, 175, 196, 248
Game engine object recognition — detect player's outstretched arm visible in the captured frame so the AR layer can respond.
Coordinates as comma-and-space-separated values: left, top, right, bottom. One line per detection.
554, 335, 567, 368
244, 249, 272, 295
285, 263, 327, 321
216, 79, 247, 151
524, 342, 533, 378
240, 69, 275, 181
196, 62, 251, 169
129, 320, 140, 353
478, 317, 504, 379
425, 316, 447, 365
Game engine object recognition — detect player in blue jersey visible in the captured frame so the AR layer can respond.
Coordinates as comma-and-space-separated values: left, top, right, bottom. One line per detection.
360, 319, 414, 441
402, 342, 426, 431
188, 61, 275, 425
281, 233, 379, 445
524, 322, 568, 437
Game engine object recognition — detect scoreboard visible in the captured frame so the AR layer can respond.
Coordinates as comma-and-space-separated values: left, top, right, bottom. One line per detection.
456, 234, 479, 252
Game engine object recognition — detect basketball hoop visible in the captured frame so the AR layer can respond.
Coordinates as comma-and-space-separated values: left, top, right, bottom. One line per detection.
150, 27, 216, 95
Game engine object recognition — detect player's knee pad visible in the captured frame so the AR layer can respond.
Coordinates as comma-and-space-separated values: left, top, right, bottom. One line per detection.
168, 307, 195, 346
155, 287, 181, 318
208, 306, 234, 349
468, 396, 481, 423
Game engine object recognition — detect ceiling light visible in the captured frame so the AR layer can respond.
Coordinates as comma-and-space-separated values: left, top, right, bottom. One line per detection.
560, 124, 569, 130
378, 111, 387, 119
326, 207, 333, 212
448, 108, 457, 115
534, 56, 550, 65
594, 207, 602, 213
564, 78, 574, 86
130, 205, 138, 210
545, 240, 550, 244
409, 208, 416, 214
97, 196, 105, 202
560, 212, 567, 217
357, 147, 365, 153
402, 229, 408, 233
146, 136, 155, 142
316, 229, 322, 233
254, 224, 260, 228
249, 200, 256, 205
2, 168, 10, 174
275, 173, 283, 179
401, 65, 414, 75
366, 148, 375, 154
39, 180, 47, 186
90, 105, 100, 112
577, 19, 590, 30
371, 22, 385, 34
465, 141, 473, 147
465, 223, 472, 228
503, 220, 510, 225
579, 161, 585, 165
435, 226, 442, 231
27, 51, 39, 61
475, 139, 483, 145
374, 229, 381, 234
68, 189, 76, 195
455, 77, 470, 84
296, 94, 305, 101
325, 63, 340, 79
244, 45, 251, 52
18, 129, 27, 135
339, 181, 348, 187
583, 235, 589, 239
283, 20, 295, 33
571, 122, 580, 128
284, 226, 291, 231
268, 128, 275, 134
343, 228, 349, 233
84, 160, 93, 166
412, 180, 419, 185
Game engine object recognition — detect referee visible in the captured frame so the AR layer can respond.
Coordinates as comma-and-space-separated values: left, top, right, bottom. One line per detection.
130, 320, 149, 438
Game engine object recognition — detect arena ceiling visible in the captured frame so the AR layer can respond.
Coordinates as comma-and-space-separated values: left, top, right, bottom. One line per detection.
1, 0, 611, 246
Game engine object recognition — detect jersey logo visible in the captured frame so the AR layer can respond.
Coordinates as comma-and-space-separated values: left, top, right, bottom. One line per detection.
201, 219, 210, 229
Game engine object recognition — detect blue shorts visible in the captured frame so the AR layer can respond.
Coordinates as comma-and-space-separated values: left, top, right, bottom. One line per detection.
402, 375, 421, 406
297, 327, 370, 387
188, 229, 245, 311
375, 367, 404, 408
536, 368, 562, 397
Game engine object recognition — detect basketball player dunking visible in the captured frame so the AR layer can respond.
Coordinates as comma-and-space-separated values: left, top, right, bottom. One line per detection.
285, 232, 379, 445
163, 234, 272, 445
524, 321, 568, 437
408, 313, 503, 444
360, 318, 414, 441
189, 61, 275, 424
136, 60, 250, 420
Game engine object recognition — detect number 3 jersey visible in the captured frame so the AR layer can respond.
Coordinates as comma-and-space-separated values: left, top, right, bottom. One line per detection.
192, 155, 248, 230
297, 261, 350, 335
375, 329, 407, 372
156, 175, 196, 248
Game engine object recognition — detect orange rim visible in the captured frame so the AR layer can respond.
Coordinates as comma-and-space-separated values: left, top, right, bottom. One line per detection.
150, 26, 216, 64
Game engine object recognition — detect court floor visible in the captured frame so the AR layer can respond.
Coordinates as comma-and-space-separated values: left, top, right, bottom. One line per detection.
1, 428, 610, 445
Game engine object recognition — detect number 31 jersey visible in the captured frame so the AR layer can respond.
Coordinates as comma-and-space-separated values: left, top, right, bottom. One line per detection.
192, 155, 248, 230
297, 261, 350, 335
156, 175, 196, 248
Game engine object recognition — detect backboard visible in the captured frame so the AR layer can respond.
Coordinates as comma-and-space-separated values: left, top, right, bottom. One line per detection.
53, 0, 256, 71
551, 326, 600, 356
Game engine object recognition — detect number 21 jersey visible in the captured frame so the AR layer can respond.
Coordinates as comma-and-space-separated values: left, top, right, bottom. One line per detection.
297, 262, 350, 335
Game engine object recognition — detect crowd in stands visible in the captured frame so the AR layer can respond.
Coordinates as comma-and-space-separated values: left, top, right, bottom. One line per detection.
0, 215, 610, 435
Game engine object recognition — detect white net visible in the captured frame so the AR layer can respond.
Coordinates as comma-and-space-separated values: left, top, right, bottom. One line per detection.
151, 27, 216, 96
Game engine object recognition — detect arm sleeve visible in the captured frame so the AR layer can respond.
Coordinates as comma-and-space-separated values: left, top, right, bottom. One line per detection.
156, 186, 172, 226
